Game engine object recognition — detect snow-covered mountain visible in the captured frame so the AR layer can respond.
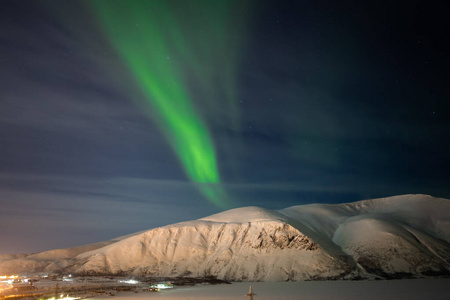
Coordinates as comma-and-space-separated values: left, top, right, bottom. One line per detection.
1, 194, 449, 280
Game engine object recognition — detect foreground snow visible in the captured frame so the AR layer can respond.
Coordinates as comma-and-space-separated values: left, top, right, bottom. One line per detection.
85, 279, 450, 300
1, 194, 449, 280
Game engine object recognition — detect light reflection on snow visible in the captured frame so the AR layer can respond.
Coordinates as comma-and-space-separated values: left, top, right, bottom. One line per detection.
118, 279, 139, 284
45, 297, 79, 300
150, 283, 173, 289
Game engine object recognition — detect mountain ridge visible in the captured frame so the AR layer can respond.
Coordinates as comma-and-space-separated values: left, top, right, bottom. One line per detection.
1, 194, 449, 281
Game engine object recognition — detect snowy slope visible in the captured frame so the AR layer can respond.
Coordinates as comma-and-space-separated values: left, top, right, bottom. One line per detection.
0, 231, 141, 274
1, 194, 449, 280
68, 206, 351, 280
281, 194, 450, 278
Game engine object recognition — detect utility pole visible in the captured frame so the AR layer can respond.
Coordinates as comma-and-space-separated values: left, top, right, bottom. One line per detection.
55, 282, 59, 299
245, 285, 256, 300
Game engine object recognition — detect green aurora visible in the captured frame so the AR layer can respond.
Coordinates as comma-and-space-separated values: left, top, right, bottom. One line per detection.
90, 0, 249, 207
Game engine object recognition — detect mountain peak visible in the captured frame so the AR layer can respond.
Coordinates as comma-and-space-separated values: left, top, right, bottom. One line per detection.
200, 206, 287, 223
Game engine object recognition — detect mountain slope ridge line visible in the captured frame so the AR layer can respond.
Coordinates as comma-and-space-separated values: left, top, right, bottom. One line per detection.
0, 194, 449, 281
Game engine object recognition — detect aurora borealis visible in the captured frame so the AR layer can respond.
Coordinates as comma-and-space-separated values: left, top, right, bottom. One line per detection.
89, 0, 249, 207
1, 0, 449, 253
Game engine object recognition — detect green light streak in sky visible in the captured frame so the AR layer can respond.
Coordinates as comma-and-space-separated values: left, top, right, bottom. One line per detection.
90, 1, 248, 207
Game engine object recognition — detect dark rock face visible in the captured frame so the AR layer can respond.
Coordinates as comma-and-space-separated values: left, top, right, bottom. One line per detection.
251, 224, 318, 251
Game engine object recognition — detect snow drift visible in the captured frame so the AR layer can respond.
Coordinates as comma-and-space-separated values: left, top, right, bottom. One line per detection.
1, 194, 449, 280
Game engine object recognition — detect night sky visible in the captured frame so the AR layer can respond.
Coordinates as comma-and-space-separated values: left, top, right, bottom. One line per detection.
1, 0, 449, 254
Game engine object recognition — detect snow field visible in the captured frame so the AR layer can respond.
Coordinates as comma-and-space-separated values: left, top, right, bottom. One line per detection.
85, 279, 450, 300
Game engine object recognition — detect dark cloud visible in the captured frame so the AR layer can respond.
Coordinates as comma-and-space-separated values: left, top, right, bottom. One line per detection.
0, 174, 216, 253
